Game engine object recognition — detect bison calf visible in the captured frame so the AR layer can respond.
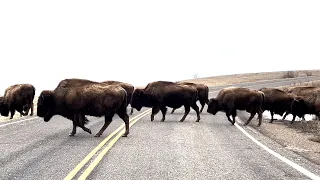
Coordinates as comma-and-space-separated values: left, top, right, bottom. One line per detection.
37, 84, 129, 137
131, 81, 200, 122
207, 87, 265, 126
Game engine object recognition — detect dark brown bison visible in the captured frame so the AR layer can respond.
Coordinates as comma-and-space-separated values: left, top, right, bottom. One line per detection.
171, 82, 209, 113
131, 81, 200, 122
258, 87, 306, 124
37, 81, 129, 137
101, 80, 135, 115
282, 86, 320, 122
207, 87, 265, 126
0, 84, 35, 119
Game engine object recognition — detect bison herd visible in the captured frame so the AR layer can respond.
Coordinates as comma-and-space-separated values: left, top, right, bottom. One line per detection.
0, 78, 320, 138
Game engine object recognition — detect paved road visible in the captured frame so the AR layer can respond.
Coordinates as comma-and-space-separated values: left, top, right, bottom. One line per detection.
1, 76, 320, 180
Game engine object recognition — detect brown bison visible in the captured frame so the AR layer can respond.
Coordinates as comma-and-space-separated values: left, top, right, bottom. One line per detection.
0, 84, 35, 119
207, 87, 265, 126
131, 81, 200, 122
258, 87, 306, 124
101, 80, 135, 115
171, 82, 209, 113
37, 80, 130, 137
282, 86, 320, 122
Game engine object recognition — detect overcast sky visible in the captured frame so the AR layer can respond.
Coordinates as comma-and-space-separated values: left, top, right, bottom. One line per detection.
1, 0, 319, 95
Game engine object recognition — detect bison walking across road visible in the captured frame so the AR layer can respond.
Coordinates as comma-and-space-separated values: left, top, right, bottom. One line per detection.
258, 87, 306, 124
131, 81, 200, 122
37, 80, 130, 137
171, 82, 209, 114
0, 84, 35, 119
282, 86, 320, 123
207, 87, 265, 126
101, 80, 135, 115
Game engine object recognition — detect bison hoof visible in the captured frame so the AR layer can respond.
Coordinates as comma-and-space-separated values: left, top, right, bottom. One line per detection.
179, 119, 184, 122
122, 133, 129, 137
94, 134, 101, 137
87, 129, 92, 134
69, 133, 75, 136
160, 119, 165, 122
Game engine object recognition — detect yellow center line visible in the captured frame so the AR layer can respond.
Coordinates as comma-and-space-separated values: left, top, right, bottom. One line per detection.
63, 109, 152, 180
77, 110, 151, 180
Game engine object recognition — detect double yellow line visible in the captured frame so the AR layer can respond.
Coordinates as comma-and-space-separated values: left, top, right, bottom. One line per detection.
64, 109, 152, 180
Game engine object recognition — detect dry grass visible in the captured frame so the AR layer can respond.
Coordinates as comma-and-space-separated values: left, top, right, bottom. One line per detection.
180, 70, 320, 86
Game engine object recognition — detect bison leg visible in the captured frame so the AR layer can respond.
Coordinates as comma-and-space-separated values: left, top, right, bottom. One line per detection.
117, 108, 130, 137
191, 102, 200, 122
95, 114, 113, 137
225, 109, 234, 125
160, 107, 167, 121
199, 101, 206, 113
290, 114, 297, 124
180, 105, 190, 122
73, 113, 91, 135
9, 109, 15, 119
69, 120, 77, 136
257, 109, 263, 126
130, 107, 134, 115
282, 112, 289, 121
231, 109, 237, 125
269, 111, 276, 123
244, 111, 256, 126
171, 108, 176, 114
151, 107, 160, 121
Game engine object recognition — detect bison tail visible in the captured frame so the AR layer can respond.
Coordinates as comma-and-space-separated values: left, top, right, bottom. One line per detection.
260, 91, 265, 108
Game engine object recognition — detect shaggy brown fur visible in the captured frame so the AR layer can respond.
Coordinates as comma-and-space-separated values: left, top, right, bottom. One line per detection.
282, 86, 320, 122
171, 82, 209, 113
37, 80, 129, 137
131, 81, 200, 122
258, 87, 306, 124
101, 80, 135, 115
0, 84, 35, 119
207, 87, 265, 126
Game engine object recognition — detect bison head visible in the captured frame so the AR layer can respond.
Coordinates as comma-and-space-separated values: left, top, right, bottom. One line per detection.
37, 90, 55, 122
207, 98, 220, 115
0, 97, 9, 116
131, 89, 145, 111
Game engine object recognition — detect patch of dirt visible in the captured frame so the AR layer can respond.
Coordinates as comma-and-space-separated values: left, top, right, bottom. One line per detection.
240, 113, 320, 165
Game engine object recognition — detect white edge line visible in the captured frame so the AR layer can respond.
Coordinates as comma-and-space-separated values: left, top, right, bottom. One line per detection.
234, 119, 320, 180
0, 117, 39, 128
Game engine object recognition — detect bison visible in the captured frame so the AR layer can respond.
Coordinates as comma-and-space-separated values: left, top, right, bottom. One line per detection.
37, 80, 130, 137
171, 82, 209, 113
0, 84, 35, 119
258, 87, 306, 124
101, 80, 135, 115
131, 81, 200, 122
207, 87, 265, 126
282, 86, 320, 122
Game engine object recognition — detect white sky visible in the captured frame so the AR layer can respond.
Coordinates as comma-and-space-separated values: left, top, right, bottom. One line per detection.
1, 0, 320, 95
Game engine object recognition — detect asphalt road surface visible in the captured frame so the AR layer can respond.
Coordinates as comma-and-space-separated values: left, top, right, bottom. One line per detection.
1, 76, 320, 180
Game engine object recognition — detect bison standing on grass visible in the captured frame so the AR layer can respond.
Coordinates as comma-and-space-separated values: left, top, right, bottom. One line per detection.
101, 80, 135, 115
131, 81, 200, 122
207, 87, 265, 126
258, 87, 306, 124
37, 81, 130, 137
0, 84, 35, 119
171, 82, 209, 113
282, 86, 320, 123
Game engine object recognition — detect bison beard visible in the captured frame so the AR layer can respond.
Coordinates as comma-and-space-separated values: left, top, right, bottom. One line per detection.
37, 83, 130, 137
207, 87, 265, 126
131, 81, 201, 122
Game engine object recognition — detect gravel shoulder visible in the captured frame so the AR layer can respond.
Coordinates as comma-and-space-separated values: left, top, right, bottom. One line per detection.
238, 112, 320, 166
